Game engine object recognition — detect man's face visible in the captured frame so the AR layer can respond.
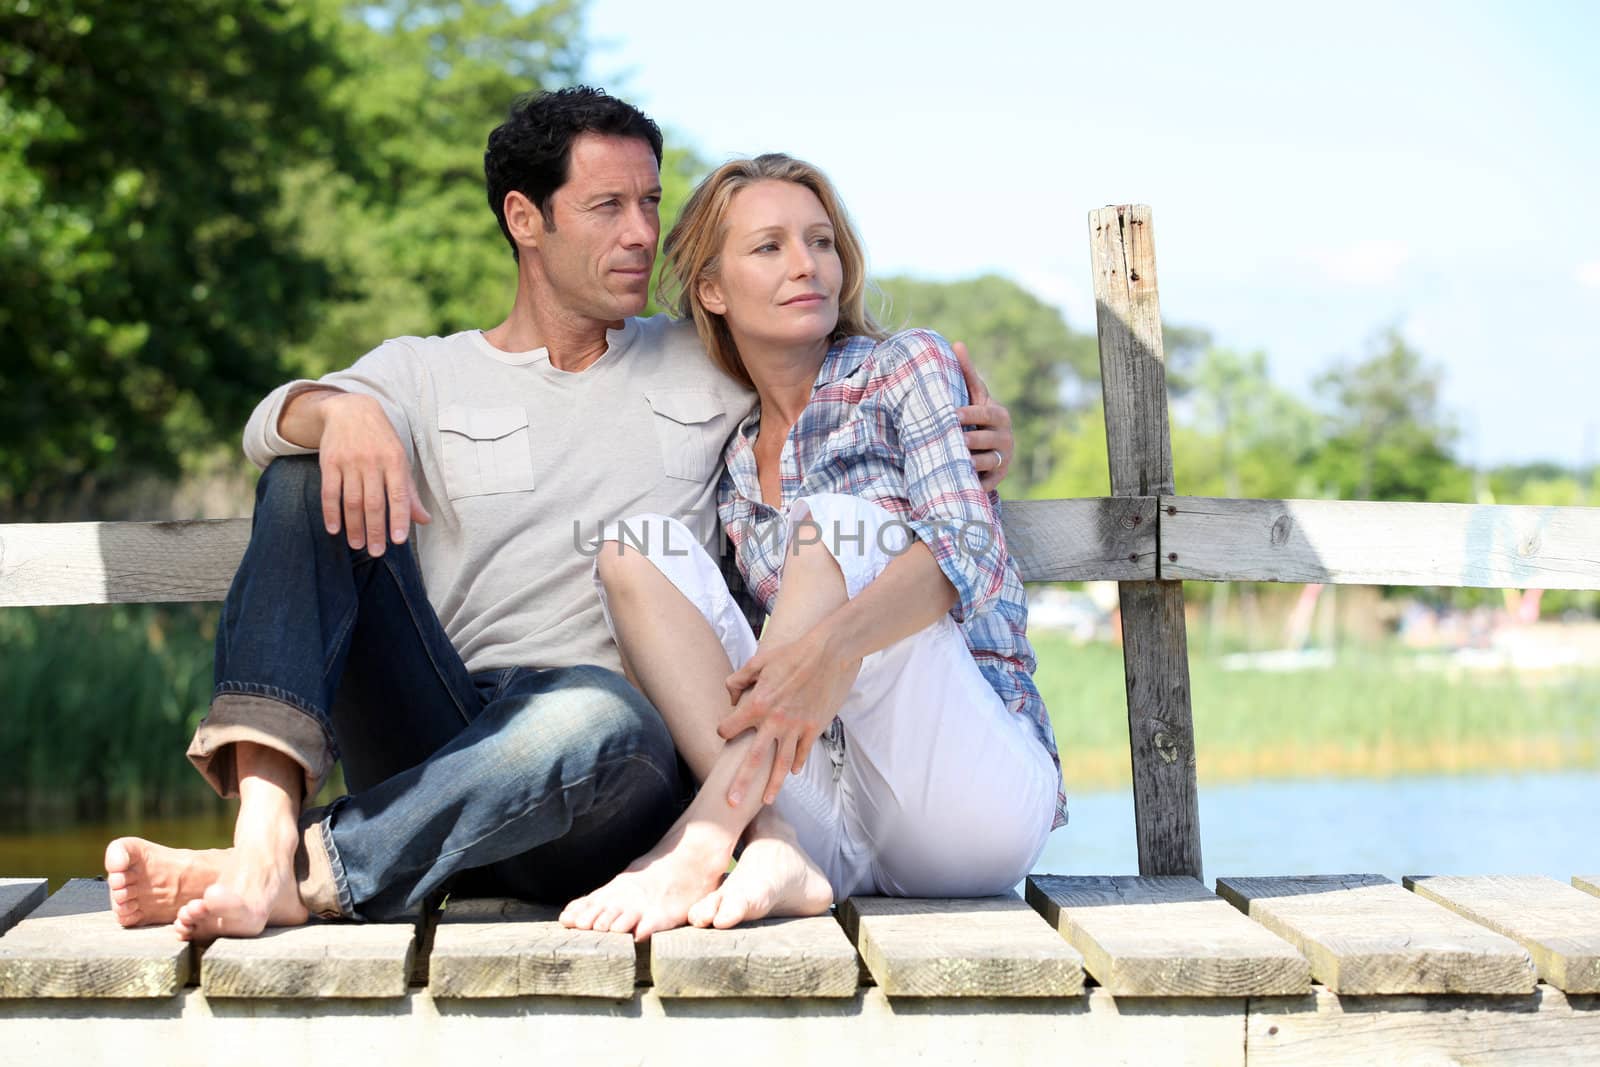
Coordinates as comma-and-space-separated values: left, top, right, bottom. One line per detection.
533, 133, 662, 321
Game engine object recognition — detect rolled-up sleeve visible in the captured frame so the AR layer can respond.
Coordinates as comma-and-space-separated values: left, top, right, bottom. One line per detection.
877, 329, 1007, 622
241, 341, 418, 470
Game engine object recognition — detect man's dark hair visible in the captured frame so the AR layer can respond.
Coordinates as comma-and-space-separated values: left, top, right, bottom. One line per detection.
484, 86, 664, 260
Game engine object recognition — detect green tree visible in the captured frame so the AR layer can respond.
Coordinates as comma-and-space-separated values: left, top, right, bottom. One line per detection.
1178, 346, 1320, 498
283, 0, 584, 376
874, 274, 1097, 492
1311, 329, 1471, 502
0, 0, 357, 515
284, 0, 707, 378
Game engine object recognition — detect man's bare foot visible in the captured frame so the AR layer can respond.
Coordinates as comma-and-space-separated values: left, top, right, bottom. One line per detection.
559, 820, 736, 942
172, 861, 308, 942
170, 813, 308, 941
105, 838, 228, 928
686, 816, 832, 930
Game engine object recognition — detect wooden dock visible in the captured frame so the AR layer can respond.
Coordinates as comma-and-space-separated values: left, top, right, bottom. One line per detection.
5, 205, 1600, 1062
2, 873, 1599, 1064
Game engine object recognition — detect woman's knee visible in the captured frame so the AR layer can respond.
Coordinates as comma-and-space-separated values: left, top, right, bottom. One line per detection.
594, 534, 660, 595
786, 494, 906, 598
594, 513, 699, 588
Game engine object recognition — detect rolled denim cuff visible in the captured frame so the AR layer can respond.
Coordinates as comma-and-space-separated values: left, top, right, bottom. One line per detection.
186, 693, 332, 800
295, 805, 347, 920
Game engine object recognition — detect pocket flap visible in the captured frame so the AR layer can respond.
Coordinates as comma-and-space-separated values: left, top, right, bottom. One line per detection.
645, 389, 723, 426
438, 404, 529, 442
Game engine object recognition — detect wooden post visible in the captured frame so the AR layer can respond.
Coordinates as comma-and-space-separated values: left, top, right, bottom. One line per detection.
1088, 205, 1202, 878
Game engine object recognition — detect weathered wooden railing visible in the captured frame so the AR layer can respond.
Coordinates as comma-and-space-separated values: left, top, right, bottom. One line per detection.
3, 205, 1599, 1063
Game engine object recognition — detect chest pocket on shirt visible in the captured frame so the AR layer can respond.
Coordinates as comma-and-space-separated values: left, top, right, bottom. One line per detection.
645, 389, 725, 482
437, 404, 536, 499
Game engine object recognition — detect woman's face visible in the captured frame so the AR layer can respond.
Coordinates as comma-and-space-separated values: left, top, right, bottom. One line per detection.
700, 180, 843, 352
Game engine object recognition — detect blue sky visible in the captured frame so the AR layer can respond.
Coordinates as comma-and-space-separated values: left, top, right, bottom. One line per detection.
583, 0, 1598, 468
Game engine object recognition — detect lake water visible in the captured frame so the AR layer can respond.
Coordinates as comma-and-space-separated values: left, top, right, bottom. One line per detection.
1033, 770, 1600, 881
2, 771, 1596, 889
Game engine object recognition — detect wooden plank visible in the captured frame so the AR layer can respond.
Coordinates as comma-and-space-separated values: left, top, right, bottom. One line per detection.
1249, 986, 1599, 1067
0, 518, 248, 606
200, 920, 416, 998
1404, 875, 1600, 993
1161, 497, 1600, 590
839, 896, 1083, 997
1000, 497, 1157, 582
428, 898, 636, 998
0, 879, 47, 938
0, 878, 192, 997
1576, 875, 1600, 898
650, 915, 859, 998
1216, 874, 1535, 994
1026, 874, 1309, 996
1088, 204, 1201, 879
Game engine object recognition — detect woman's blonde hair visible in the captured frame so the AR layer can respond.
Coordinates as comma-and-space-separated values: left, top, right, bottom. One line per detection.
659, 153, 886, 389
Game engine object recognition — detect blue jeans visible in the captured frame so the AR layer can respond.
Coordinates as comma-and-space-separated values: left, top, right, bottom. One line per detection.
188, 456, 683, 921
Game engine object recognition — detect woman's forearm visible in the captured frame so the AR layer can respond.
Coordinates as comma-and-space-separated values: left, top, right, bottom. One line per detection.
811, 540, 957, 664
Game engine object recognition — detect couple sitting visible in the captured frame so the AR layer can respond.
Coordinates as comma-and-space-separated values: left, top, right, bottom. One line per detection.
103, 86, 1065, 942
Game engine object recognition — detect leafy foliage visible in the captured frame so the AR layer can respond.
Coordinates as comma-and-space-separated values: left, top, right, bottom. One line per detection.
1312, 329, 1472, 502
0, 0, 361, 513
875, 273, 1098, 492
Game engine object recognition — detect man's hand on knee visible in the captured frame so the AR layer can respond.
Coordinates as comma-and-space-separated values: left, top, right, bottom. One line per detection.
294, 391, 430, 555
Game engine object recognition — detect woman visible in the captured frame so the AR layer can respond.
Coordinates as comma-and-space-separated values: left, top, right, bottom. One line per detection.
559, 155, 1065, 941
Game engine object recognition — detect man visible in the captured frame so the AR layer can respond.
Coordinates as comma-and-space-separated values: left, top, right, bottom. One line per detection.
103, 87, 1015, 938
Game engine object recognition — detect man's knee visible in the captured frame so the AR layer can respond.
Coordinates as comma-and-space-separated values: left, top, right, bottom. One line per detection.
563, 664, 673, 759
256, 455, 323, 518
503, 665, 675, 777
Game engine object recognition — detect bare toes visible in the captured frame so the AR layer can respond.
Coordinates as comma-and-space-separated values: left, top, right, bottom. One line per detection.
104, 839, 134, 875
687, 892, 721, 927
713, 893, 753, 929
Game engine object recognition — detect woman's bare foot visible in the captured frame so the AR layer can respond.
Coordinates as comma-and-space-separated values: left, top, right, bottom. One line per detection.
686, 815, 833, 930
104, 838, 228, 928
559, 820, 736, 942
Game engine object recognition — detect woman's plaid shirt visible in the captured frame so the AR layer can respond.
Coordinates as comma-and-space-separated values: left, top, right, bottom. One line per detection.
717, 329, 1067, 829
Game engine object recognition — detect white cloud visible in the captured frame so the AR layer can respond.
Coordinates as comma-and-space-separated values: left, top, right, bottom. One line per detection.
1306, 240, 1413, 285
1576, 261, 1600, 288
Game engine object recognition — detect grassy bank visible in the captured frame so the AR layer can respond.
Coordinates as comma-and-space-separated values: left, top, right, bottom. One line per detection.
1034, 633, 1600, 791
4, 606, 1598, 823
0, 605, 226, 824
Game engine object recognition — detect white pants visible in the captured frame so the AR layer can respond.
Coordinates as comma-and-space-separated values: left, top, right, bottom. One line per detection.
592, 494, 1058, 900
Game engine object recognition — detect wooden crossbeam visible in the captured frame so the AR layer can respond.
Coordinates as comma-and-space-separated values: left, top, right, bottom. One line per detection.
0, 499, 1157, 608
1161, 497, 1600, 589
